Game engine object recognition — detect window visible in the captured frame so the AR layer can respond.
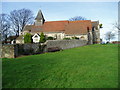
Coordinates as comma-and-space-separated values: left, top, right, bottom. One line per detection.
29, 30, 31, 32
34, 35, 38, 38
87, 27, 89, 30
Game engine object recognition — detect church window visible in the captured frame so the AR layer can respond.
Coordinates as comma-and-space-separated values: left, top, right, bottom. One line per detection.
87, 27, 89, 30
29, 30, 31, 32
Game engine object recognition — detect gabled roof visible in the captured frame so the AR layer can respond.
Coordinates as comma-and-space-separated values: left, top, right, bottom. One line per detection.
16, 35, 24, 40
65, 20, 92, 35
24, 25, 42, 33
23, 20, 93, 35
35, 10, 45, 21
7, 36, 18, 40
42, 20, 68, 32
92, 21, 99, 27
24, 20, 68, 33
92, 21, 99, 29
32, 33, 40, 39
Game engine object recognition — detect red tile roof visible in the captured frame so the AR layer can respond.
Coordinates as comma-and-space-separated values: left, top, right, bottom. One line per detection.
42, 20, 68, 32
65, 20, 92, 35
24, 20, 93, 35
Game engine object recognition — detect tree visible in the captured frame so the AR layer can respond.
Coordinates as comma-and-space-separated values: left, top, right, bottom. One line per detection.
112, 21, 120, 29
69, 16, 86, 21
72, 36, 79, 39
47, 36, 54, 40
0, 14, 10, 41
63, 38, 71, 40
99, 24, 103, 28
24, 33, 32, 43
9, 8, 34, 36
40, 32, 46, 43
105, 31, 115, 42
113, 22, 120, 33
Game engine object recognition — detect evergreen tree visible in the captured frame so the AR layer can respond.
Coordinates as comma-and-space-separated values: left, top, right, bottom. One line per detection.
40, 32, 46, 43
24, 33, 32, 43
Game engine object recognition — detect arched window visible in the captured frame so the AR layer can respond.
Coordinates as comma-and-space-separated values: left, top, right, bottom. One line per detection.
87, 27, 89, 30
29, 30, 31, 32
87, 27, 90, 32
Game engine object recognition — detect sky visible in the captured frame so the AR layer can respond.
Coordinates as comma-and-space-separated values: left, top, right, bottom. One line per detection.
1, 2, 118, 41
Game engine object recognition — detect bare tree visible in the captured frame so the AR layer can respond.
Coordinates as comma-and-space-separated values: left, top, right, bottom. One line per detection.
113, 22, 120, 41
69, 16, 86, 21
113, 22, 120, 31
9, 8, 34, 36
0, 14, 10, 41
105, 31, 115, 42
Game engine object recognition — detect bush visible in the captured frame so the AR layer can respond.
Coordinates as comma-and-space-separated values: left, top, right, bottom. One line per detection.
72, 36, 79, 40
81, 36, 85, 38
40, 32, 46, 43
63, 38, 71, 40
47, 36, 54, 40
24, 33, 32, 43
106, 41, 110, 44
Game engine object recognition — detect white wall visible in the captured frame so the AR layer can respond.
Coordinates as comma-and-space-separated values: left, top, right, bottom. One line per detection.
45, 32, 65, 40
65, 34, 88, 40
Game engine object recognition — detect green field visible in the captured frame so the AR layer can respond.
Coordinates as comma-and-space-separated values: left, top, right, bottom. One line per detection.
2, 44, 118, 88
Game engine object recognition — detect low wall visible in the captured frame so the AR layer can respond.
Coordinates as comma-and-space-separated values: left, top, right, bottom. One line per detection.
1, 40, 88, 58
1, 45, 15, 58
1, 44, 46, 58
15, 44, 46, 57
46, 40, 87, 50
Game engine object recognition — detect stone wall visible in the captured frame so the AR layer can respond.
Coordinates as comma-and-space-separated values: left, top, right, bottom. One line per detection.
1, 45, 15, 58
1, 40, 88, 58
1, 44, 46, 58
15, 44, 46, 57
46, 39, 87, 50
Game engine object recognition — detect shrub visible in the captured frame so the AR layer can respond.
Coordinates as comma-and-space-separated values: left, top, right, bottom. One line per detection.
63, 38, 71, 40
24, 33, 32, 43
106, 41, 110, 44
40, 32, 46, 43
72, 36, 79, 40
81, 36, 85, 38
47, 36, 54, 40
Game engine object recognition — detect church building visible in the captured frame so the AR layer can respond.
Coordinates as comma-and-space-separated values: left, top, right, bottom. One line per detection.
16, 10, 100, 44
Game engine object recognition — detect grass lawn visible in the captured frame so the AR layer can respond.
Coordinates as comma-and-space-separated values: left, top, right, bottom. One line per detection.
2, 44, 118, 88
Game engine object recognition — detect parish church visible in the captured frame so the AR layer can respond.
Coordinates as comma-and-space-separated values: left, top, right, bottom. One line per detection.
16, 10, 100, 44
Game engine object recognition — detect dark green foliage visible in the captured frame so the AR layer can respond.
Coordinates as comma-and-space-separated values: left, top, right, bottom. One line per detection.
24, 33, 32, 43
40, 32, 46, 43
72, 36, 79, 40
99, 24, 103, 28
63, 37, 71, 40
47, 36, 54, 40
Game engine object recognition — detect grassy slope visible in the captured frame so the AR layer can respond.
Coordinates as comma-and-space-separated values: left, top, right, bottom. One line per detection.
2, 44, 118, 88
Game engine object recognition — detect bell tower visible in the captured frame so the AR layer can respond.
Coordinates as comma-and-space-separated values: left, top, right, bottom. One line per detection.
34, 10, 45, 26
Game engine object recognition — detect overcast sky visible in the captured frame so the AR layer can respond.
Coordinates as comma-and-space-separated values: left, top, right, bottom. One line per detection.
1, 2, 118, 41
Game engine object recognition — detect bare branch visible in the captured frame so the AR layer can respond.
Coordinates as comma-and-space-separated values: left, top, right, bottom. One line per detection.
0, 14, 10, 41
69, 16, 86, 21
9, 8, 34, 36
105, 31, 116, 42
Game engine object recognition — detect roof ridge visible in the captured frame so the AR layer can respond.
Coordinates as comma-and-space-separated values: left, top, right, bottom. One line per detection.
45, 20, 69, 23
69, 20, 91, 22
